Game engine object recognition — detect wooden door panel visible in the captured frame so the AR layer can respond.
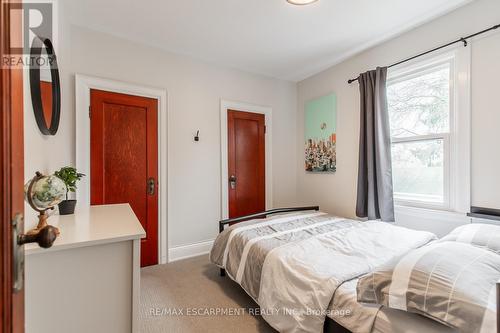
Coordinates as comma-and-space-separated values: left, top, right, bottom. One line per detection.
103, 103, 148, 223
228, 110, 265, 219
10, 54, 24, 333
234, 119, 261, 212
1, 0, 25, 331
90, 89, 158, 267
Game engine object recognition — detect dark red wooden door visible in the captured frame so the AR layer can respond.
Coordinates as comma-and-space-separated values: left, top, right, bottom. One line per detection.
228, 110, 265, 218
2, 1, 25, 330
90, 89, 158, 267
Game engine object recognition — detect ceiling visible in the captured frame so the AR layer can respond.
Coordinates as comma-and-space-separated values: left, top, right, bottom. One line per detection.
66, 0, 473, 81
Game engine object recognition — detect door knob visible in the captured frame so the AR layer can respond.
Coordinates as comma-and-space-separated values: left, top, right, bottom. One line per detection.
18, 225, 59, 248
229, 175, 237, 189
12, 214, 59, 293
147, 177, 156, 195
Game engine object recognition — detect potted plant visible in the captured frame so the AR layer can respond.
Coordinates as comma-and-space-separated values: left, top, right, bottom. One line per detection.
54, 166, 85, 215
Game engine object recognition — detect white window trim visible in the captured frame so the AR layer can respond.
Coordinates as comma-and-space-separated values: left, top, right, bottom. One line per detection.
387, 46, 471, 214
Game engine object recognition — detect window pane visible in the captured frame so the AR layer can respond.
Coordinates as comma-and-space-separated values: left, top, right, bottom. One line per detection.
392, 139, 444, 203
387, 64, 450, 138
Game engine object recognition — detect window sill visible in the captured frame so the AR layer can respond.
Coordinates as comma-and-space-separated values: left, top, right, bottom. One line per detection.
395, 204, 465, 218
394, 199, 449, 212
394, 205, 470, 237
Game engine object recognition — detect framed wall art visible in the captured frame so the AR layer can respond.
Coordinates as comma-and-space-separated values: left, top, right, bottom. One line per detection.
305, 93, 337, 173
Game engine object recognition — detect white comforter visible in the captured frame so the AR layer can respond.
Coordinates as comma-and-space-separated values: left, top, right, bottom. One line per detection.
210, 213, 436, 333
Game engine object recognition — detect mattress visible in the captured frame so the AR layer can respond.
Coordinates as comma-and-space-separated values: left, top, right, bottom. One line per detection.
327, 279, 455, 333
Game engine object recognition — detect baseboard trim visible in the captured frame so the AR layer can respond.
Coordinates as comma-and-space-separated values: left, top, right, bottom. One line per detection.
168, 239, 214, 262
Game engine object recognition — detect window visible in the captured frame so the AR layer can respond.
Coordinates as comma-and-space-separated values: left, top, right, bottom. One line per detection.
387, 55, 463, 210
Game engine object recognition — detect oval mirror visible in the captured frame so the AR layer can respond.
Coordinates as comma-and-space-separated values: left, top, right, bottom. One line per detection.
29, 36, 61, 136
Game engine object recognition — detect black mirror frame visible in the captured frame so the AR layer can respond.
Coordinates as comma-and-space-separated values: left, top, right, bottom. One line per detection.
29, 36, 61, 136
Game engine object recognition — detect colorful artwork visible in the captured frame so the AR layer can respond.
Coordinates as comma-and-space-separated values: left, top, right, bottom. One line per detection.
305, 93, 337, 173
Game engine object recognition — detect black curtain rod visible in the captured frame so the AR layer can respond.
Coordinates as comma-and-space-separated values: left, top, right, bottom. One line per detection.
347, 23, 500, 84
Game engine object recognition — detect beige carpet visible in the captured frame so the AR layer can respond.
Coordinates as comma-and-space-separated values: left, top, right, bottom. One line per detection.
140, 255, 277, 333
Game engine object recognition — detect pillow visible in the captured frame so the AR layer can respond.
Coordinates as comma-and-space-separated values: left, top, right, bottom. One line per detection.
357, 241, 500, 333
441, 223, 500, 254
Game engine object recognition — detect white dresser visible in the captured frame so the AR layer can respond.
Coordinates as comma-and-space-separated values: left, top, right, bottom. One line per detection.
25, 204, 145, 333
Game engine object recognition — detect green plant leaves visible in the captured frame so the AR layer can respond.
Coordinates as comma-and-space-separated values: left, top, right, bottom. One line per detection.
54, 166, 85, 195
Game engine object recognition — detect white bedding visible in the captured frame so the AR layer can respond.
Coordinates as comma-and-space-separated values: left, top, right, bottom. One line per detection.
257, 221, 436, 332
210, 213, 437, 333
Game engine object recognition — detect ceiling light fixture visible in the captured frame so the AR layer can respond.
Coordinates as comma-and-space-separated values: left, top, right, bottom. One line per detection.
287, 0, 319, 5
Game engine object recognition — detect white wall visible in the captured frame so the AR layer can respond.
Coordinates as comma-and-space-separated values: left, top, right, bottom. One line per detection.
471, 20, 500, 209
24, 1, 298, 253
24, 0, 500, 248
297, 0, 500, 235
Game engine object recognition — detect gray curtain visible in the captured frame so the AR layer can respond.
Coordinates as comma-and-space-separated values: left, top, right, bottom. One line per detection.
355, 67, 395, 222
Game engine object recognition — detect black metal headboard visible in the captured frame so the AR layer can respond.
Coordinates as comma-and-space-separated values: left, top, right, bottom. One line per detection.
218, 206, 320, 233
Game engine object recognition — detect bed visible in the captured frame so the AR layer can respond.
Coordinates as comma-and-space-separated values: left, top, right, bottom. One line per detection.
210, 206, 500, 333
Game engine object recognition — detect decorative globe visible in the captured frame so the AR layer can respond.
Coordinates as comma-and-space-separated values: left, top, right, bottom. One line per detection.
24, 174, 66, 210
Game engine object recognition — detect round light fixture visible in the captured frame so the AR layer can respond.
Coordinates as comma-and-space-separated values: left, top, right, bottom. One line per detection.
287, 0, 318, 5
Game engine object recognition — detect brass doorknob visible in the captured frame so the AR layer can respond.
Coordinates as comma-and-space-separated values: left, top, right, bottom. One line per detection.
18, 225, 59, 248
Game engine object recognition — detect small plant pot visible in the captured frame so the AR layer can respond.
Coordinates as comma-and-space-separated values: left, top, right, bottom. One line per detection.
58, 200, 77, 215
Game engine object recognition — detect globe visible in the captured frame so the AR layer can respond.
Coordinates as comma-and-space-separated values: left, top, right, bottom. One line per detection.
24, 173, 66, 211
